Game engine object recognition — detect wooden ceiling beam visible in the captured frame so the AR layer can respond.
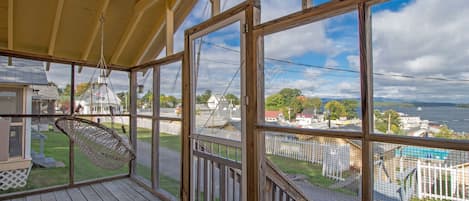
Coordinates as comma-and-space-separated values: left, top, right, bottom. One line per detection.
132, 21, 165, 66
110, 0, 157, 65
133, 0, 180, 65
48, 0, 65, 56
81, 0, 110, 61
7, 0, 13, 50
165, 0, 175, 56
210, 0, 220, 16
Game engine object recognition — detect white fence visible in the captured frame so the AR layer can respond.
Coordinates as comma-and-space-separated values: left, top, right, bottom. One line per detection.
265, 135, 350, 181
417, 160, 469, 201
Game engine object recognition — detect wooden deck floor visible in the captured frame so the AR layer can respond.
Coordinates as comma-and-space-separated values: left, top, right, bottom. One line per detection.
4, 179, 161, 201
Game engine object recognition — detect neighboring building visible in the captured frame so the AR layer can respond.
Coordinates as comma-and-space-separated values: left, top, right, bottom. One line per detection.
207, 94, 228, 110
400, 115, 422, 130
31, 84, 59, 115
76, 84, 122, 114
0, 59, 49, 188
295, 113, 313, 126
265, 111, 282, 122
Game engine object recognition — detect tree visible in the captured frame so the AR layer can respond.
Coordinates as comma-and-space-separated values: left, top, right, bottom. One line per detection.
63, 84, 71, 96
374, 109, 401, 134
160, 94, 178, 108
341, 99, 358, 119
196, 90, 212, 104
76, 83, 91, 97
283, 97, 303, 120
303, 97, 322, 111
265, 93, 285, 110
224, 93, 240, 105
279, 88, 302, 106
324, 101, 347, 120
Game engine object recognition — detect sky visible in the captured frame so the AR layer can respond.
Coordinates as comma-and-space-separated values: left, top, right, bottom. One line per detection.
3, 0, 469, 104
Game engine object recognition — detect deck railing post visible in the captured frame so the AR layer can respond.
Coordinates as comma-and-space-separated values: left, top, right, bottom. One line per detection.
130, 70, 138, 177
69, 63, 75, 186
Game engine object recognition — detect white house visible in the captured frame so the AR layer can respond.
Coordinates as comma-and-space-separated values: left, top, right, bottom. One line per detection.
76, 83, 122, 115
207, 94, 229, 110
400, 115, 422, 130
296, 113, 313, 126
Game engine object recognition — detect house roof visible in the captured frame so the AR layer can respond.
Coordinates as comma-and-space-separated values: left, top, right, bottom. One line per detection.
0, 57, 48, 85
0, 0, 197, 68
265, 111, 281, 118
31, 84, 59, 100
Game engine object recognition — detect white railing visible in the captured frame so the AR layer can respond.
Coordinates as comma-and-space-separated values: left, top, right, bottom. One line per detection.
417, 160, 469, 201
265, 135, 350, 181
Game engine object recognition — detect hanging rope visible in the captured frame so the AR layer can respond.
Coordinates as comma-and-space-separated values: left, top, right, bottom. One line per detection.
55, 13, 134, 170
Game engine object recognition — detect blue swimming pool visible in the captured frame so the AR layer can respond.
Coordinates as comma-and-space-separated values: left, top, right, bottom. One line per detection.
395, 146, 449, 160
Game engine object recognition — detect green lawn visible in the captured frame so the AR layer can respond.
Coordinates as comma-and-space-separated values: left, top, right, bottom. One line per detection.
104, 122, 182, 152
0, 130, 128, 194
136, 164, 180, 198
268, 155, 357, 196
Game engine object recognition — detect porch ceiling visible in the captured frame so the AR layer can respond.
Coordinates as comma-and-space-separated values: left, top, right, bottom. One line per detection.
0, 0, 196, 69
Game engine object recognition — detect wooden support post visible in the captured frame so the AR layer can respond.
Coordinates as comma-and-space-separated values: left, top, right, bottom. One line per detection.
48, 0, 65, 56
302, 0, 312, 9
245, 1, 261, 200
152, 65, 161, 190
8, 0, 13, 50
210, 0, 221, 16
181, 31, 191, 201
359, 3, 373, 201
166, 0, 175, 56
130, 71, 138, 177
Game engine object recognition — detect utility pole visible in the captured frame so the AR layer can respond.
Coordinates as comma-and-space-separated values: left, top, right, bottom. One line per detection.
387, 112, 391, 134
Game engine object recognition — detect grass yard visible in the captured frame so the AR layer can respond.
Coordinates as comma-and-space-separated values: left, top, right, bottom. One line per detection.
0, 130, 128, 194
136, 164, 180, 198
104, 122, 182, 152
268, 155, 357, 196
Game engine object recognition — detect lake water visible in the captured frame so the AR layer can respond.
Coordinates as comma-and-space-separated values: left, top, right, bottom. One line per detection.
376, 106, 469, 133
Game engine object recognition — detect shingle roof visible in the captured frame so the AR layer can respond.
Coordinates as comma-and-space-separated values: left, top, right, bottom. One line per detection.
31, 85, 59, 100
0, 57, 48, 85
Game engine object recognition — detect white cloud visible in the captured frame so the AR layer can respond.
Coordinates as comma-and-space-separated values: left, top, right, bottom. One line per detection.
372, 0, 469, 102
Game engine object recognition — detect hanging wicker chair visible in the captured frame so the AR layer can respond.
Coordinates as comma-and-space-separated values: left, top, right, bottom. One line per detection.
55, 116, 135, 170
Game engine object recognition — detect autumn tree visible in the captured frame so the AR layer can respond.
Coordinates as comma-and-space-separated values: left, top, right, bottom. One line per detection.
75, 83, 91, 97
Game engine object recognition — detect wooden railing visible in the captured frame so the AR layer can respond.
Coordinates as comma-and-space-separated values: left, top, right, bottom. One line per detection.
264, 159, 309, 201
191, 134, 309, 201
191, 134, 242, 201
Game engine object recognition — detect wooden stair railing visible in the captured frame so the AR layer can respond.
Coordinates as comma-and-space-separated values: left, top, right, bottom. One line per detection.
264, 159, 309, 201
